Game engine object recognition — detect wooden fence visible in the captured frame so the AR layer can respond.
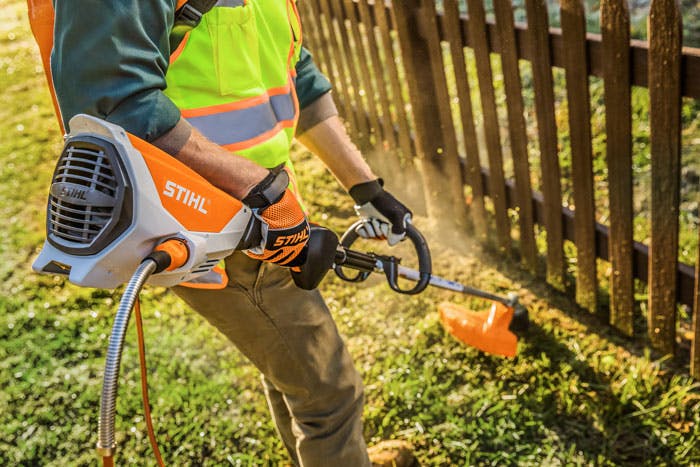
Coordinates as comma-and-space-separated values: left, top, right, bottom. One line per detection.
299, 0, 700, 376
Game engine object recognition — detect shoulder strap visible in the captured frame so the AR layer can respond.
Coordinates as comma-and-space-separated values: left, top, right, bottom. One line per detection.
170, 0, 219, 51
27, 0, 64, 132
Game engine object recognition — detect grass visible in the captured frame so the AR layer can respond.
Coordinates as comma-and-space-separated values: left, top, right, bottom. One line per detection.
2, 1, 700, 465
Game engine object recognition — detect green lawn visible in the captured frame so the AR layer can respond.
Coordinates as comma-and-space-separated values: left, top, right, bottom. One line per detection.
1, 1, 699, 465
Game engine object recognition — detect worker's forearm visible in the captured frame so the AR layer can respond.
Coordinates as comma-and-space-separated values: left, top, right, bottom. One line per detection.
296, 115, 376, 190
174, 127, 268, 200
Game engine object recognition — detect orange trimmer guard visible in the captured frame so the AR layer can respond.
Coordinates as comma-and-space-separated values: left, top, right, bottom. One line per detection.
438, 302, 518, 358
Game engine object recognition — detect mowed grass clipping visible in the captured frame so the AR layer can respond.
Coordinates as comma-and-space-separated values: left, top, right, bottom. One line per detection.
1, 1, 699, 465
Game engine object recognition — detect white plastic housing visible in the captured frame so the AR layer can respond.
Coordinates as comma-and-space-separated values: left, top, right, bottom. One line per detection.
32, 115, 251, 288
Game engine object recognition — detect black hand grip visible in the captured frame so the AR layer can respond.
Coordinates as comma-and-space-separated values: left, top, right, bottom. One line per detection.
383, 224, 432, 295
291, 226, 339, 290
237, 212, 262, 251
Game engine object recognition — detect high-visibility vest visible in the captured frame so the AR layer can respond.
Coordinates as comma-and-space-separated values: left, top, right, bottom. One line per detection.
28, 0, 303, 173
166, 0, 303, 172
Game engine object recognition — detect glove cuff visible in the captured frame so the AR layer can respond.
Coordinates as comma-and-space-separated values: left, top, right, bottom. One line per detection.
348, 178, 384, 205
242, 164, 289, 209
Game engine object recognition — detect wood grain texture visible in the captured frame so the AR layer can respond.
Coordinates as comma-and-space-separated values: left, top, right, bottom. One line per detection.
601, 0, 634, 335
298, 1, 326, 79
304, 0, 343, 119
691, 228, 700, 378
391, 0, 467, 228
374, 0, 415, 160
690, 230, 700, 379
648, 0, 683, 356
431, 14, 700, 100
465, 0, 511, 251
342, 0, 382, 145
442, 0, 487, 239
493, 0, 537, 271
315, 0, 359, 134
356, 0, 398, 150
524, 0, 565, 289
561, 0, 597, 313
329, 0, 371, 144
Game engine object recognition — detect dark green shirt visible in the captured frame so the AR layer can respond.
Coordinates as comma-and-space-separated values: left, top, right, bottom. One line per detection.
51, 0, 332, 141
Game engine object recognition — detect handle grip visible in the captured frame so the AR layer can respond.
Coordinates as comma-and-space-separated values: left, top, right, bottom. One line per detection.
336, 221, 432, 295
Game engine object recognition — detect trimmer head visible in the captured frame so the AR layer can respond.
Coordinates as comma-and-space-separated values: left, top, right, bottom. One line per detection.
438, 301, 529, 358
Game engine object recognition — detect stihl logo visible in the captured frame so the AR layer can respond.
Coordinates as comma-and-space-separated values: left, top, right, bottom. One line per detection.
273, 228, 309, 247
60, 186, 87, 201
163, 180, 208, 214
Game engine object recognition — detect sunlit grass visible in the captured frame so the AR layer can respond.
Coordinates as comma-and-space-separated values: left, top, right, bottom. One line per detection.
1, 1, 699, 465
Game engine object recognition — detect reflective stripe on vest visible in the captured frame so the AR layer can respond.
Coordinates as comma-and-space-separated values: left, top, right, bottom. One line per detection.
181, 84, 296, 149
165, 0, 302, 165
217, 0, 245, 7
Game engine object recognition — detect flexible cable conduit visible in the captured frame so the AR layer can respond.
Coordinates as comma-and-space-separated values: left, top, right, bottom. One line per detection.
97, 259, 157, 455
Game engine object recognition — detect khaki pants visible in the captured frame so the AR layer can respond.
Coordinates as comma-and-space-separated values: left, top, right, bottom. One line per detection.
174, 252, 370, 466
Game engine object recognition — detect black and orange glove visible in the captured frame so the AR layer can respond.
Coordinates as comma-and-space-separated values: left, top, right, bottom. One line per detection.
242, 165, 310, 267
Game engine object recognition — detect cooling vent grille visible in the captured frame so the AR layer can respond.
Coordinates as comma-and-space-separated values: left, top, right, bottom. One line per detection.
191, 259, 219, 275
48, 143, 118, 245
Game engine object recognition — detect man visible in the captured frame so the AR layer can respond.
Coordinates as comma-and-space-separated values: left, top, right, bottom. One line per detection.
50, 0, 413, 465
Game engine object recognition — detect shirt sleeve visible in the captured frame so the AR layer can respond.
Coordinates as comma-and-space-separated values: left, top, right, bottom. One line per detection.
51, 0, 181, 141
294, 46, 332, 109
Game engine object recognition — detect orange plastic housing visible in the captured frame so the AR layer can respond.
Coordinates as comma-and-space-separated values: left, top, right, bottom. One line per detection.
128, 134, 243, 233
154, 239, 190, 271
438, 302, 518, 358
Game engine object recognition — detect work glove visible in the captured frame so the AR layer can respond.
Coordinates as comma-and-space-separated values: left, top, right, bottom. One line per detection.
242, 165, 310, 267
349, 179, 412, 246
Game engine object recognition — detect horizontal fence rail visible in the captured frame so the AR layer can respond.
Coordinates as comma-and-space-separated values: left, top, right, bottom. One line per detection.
300, 0, 700, 376
479, 168, 697, 308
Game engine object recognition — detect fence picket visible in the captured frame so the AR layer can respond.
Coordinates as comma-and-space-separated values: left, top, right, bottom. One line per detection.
561, 0, 597, 313
328, 0, 371, 144
464, 0, 510, 251
351, 0, 413, 200
376, 1, 428, 214
648, 0, 683, 355
357, 0, 397, 151
692, 230, 700, 378
601, 0, 634, 335
303, 0, 340, 117
493, 0, 537, 271
524, 0, 565, 289
298, 2, 325, 77
374, 0, 414, 160
315, 0, 359, 135
342, 0, 382, 146
417, 0, 462, 172
391, 0, 467, 229
442, 0, 487, 239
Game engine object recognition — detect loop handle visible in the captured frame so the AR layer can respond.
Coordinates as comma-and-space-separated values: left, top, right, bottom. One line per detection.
335, 221, 432, 295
